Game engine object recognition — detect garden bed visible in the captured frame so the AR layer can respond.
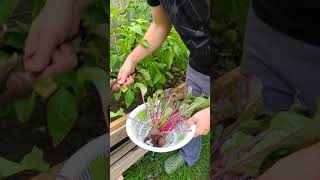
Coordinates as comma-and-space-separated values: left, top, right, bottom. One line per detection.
0, 91, 106, 179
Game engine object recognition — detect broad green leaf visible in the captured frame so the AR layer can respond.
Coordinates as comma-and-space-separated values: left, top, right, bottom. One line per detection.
110, 108, 125, 118
220, 131, 254, 155
13, 94, 35, 123
181, 97, 210, 117
137, 68, 151, 81
177, 134, 185, 141
77, 67, 108, 120
139, 39, 150, 48
33, 76, 58, 98
0, 146, 49, 178
160, 107, 173, 127
88, 157, 108, 180
125, 89, 134, 108
47, 88, 78, 147
129, 25, 143, 35
0, 0, 18, 26
137, 110, 147, 121
21, 146, 50, 172
134, 83, 147, 97
0, 158, 22, 177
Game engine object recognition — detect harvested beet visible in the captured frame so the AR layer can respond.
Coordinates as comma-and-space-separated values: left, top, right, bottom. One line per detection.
111, 83, 120, 93
144, 128, 167, 147
6, 72, 34, 97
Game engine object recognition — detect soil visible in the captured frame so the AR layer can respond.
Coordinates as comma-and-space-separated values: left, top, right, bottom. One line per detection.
0, 90, 106, 180
144, 128, 167, 147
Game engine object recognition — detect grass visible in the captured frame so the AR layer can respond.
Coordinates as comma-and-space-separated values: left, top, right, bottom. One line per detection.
123, 134, 210, 180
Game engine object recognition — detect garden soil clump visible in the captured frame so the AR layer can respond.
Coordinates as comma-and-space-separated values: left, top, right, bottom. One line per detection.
144, 128, 167, 147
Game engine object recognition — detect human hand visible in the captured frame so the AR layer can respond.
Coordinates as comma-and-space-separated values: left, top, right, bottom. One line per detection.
185, 107, 210, 137
117, 57, 136, 86
257, 142, 320, 180
110, 79, 121, 93
41, 44, 78, 78
24, 0, 80, 73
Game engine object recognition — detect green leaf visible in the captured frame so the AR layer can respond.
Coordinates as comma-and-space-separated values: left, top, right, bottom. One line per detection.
137, 110, 148, 121
0, 0, 18, 26
21, 146, 50, 172
139, 39, 150, 48
0, 158, 22, 177
110, 108, 125, 118
129, 25, 143, 35
0, 146, 49, 178
77, 67, 108, 120
33, 76, 58, 98
47, 88, 78, 147
160, 107, 173, 127
88, 157, 108, 180
3, 31, 27, 49
125, 89, 134, 108
114, 92, 122, 101
13, 94, 35, 123
134, 83, 147, 97
137, 68, 151, 81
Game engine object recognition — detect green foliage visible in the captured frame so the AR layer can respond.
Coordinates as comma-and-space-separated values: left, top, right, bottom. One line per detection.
110, 108, 125, 118
88, 157, 109, 180
13, 93, 36, 123
211, 0, 250, 77
0, 146, 49, 178
215, 94, 320, 177
0, 0, 19, 26
111, 0, 188, 108
47, 88, 78, 147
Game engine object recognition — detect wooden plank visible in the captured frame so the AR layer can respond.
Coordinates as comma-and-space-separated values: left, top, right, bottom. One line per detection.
110, 124, 127, 147
110, 147, 148, 180
110, 141, 136, 165
30, 163, 63, 180
110, 115, 128, 132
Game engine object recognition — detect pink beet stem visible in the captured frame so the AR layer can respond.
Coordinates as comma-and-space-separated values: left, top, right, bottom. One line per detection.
159, 94, 174, 123
162, 129, 192, 134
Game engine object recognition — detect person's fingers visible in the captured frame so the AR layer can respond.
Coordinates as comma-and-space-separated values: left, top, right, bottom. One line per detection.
42, 44, 77, 78
117, 68, 130, 85
124, 75, 134, 86
185, 117, 197, 128
24, 26, 39, 59
25, 37, 55, 73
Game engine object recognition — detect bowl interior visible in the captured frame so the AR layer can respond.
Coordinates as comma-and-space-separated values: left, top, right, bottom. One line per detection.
126, 103, 196, 153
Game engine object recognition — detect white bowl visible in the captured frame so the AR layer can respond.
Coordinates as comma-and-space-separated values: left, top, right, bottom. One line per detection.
126, 103, 196, 153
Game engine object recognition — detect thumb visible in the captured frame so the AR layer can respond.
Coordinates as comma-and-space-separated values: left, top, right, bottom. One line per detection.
185, 117, 197, 128
117, 68, 130, 85
24, 38, 55, 73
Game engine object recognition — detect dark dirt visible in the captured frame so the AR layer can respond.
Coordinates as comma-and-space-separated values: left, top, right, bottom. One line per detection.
0, 91, 106, 180
144, 128, 167, 147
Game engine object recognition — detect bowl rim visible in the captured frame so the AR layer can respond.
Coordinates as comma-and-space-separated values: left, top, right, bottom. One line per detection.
126, 103, 196, 153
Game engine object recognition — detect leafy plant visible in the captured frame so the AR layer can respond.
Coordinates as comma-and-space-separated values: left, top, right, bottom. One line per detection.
133, 88, 209, 147
0, 146, 49, 178
110, 0, 189, 109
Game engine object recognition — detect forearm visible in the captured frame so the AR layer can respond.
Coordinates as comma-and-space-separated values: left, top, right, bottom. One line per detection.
127, 22, 172, 65
258, 142, 320, 180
